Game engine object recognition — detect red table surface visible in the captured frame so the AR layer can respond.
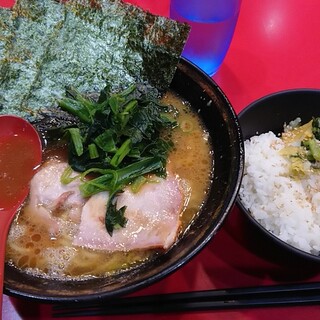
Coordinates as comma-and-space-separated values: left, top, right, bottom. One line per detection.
2, 0, 320, 319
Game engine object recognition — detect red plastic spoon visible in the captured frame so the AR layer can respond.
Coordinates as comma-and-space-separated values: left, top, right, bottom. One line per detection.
0, 115, 42, 317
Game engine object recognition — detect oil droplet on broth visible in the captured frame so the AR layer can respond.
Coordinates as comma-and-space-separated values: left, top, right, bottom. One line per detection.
31, 234, 41, 242
26, 242, 34, 249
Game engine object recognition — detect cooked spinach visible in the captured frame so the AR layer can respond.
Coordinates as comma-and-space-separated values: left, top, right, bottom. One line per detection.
58, 85, 177, 235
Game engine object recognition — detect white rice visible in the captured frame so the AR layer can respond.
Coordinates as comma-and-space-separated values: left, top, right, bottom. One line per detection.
239, 131, 320, 255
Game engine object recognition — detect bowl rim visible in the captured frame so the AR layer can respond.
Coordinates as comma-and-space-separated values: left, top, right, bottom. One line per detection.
238, 88, 320, 119
237, 88, 320, 263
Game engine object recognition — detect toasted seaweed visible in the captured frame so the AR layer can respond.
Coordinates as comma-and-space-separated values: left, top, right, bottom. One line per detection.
0, 0, 65, 118
0, 9, 12, 62
0, 0, 190, 123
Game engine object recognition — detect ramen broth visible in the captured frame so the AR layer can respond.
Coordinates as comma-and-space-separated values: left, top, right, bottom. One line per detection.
6, 91, 213, 279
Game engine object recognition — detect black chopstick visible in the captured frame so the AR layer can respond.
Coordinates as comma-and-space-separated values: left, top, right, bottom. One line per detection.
52, 281, 320, 317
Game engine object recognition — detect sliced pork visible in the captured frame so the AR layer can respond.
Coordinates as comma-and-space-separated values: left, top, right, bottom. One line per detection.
26, 160, 85, 235
73, 175, 184, 251
26, 160, 184, 251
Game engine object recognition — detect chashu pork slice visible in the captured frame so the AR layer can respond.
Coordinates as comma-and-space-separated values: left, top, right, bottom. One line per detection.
73, 175, 184, 251
27, 160, 86, 234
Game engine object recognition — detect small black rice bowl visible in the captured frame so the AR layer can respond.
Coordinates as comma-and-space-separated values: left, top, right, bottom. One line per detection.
4, 58, 244, 303
237, 89, 320, 264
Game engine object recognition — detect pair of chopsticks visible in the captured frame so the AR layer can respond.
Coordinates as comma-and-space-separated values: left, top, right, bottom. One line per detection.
52, 281, 320, 317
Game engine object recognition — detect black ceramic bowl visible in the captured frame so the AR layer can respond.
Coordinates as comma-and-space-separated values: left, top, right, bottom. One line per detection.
4, 58, 244, 303
237, 89, 320, 264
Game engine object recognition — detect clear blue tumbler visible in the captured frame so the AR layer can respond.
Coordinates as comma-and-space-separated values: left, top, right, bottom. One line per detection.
170, 0, 241, 76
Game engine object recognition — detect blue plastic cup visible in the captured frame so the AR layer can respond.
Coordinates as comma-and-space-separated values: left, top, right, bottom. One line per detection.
170, 0, 241, 76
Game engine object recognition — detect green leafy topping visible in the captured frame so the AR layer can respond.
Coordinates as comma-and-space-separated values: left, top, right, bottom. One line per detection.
60, 165, 80, 185
299, 118, 320, 163
79, 157, 164, 198
58, 85, 177, 235
130, 176, 148, 193
302, 139, 320, 161
312, 117, 320, 140
66, 127, 84, 157
105, 196, 128, 236
88, 143, 99, 159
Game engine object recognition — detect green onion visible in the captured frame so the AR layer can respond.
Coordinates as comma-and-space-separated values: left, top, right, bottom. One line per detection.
67, 128, 83, 156
110, 138, 132, 167
60, 166, 80, 185
130, 176, 147, 193
79, 172, 115, 197
88, 143, 99, 159
79, 157, 163, 198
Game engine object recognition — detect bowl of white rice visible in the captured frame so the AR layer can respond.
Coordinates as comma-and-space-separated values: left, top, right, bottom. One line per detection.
237, 89, 320, 263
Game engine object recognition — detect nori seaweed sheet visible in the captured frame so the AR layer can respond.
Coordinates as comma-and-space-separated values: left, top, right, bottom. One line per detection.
0, 0, 190, 121
0, 9, 12, 61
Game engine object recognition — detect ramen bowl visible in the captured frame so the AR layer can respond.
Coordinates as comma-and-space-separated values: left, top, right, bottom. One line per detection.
4, 58, 244, 303
237, 89, 320, 264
